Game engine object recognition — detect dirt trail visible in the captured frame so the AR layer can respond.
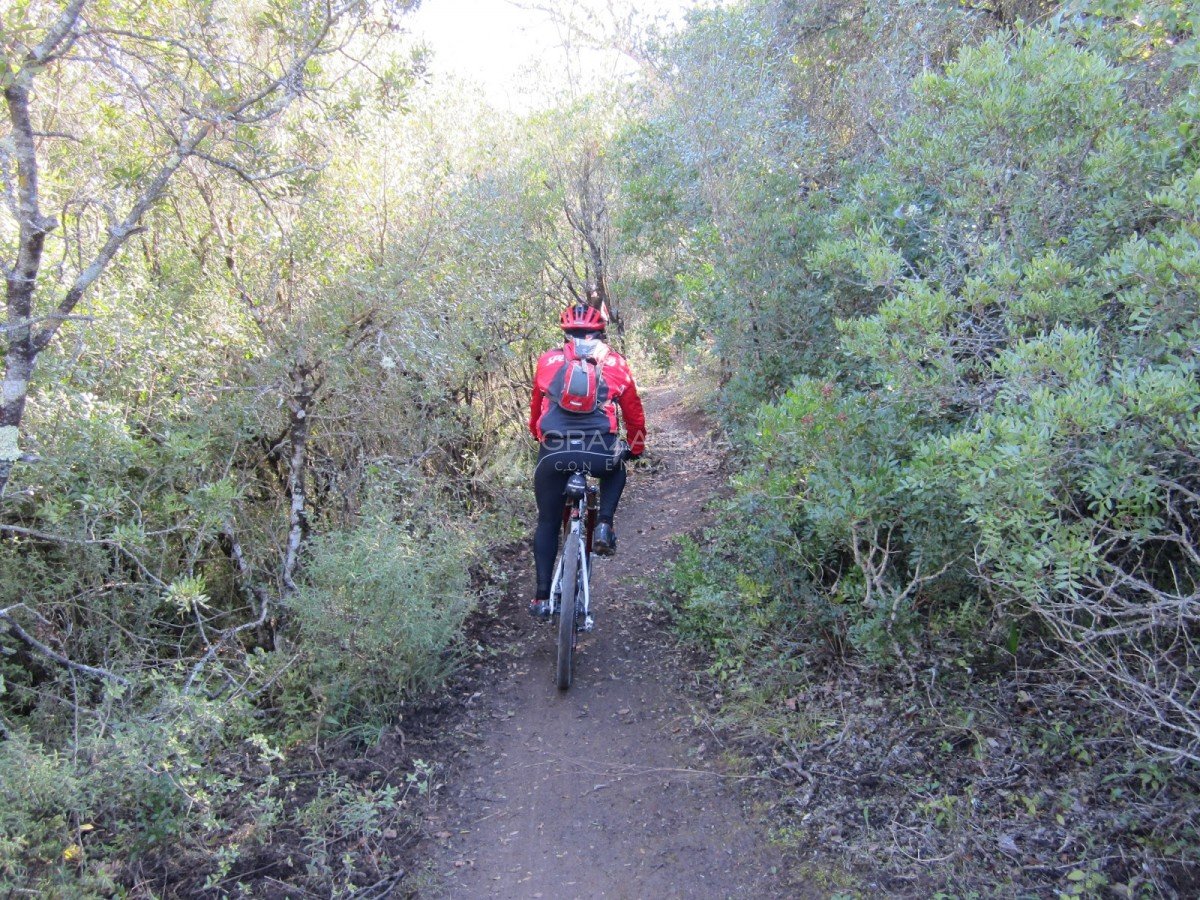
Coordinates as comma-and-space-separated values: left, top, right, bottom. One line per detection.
417, 384, 797, 899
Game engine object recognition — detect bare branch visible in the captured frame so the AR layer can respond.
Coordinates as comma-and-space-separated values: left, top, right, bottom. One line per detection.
26, 0, 86, 67
0, 606, 130, 686
0, 522, 166, 587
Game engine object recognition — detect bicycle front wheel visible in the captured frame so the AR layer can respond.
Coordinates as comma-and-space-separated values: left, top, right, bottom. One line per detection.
556, 532, 582, 690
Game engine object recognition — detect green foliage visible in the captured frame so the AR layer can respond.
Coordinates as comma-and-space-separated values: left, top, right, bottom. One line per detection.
655, 4, 1200, 764
1, 4, 554, 893
674, 377, 971, 663
829, 22, 1200, 755
616, 0, 991, 422
0, 681, 438, 896
285, 515, 477, 732
669, 534, 815, 692
291, 766, 425, 888
0, 689, 284, 895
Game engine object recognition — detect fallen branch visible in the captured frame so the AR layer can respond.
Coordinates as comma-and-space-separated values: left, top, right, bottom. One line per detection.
347, 868, 406, 900
183, 521, 273, 695
0, 522, 166, 587
0, 606, 130, 686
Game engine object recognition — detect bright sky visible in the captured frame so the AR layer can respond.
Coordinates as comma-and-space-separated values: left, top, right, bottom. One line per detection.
406, 0, 698, 111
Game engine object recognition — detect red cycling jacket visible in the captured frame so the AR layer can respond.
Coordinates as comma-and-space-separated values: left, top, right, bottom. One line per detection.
529, 342, 646, 455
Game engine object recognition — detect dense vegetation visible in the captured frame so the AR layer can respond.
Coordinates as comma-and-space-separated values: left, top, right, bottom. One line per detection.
0, 1, 618, 892
1, 0, 1197, 895
626, 0, 1200, 893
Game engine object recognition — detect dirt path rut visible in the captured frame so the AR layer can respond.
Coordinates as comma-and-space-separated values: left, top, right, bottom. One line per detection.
418, 384, 792, 899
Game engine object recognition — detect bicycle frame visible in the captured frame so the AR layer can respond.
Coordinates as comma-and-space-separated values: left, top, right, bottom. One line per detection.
548, 477, 595, 633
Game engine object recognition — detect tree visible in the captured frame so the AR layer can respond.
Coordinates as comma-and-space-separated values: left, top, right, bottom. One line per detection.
542, 124, 623, 330
0, 0, 400, 497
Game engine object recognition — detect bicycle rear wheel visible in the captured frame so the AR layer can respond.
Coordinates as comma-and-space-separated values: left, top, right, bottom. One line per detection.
556, 532, 581, 690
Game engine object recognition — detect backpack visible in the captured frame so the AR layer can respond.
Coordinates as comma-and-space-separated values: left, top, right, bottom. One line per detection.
555, 339, 608, 414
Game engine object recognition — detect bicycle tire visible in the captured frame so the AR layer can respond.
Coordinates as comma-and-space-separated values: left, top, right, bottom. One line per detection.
556, 532, 581, 690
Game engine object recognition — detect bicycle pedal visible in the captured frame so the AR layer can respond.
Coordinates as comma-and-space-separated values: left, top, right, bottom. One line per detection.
582, 615, 594, 632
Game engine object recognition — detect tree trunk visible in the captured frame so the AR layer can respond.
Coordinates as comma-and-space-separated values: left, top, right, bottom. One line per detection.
1, 75, 53, 495
281, 363, 318, 594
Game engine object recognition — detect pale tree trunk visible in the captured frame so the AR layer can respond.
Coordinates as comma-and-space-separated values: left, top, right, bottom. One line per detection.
561, 144, 623, 338
281, 361, 320, 594
0, 1, 84, 491
2, 49, 205, 494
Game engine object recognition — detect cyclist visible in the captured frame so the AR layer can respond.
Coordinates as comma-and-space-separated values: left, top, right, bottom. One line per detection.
527, 300, 646, 619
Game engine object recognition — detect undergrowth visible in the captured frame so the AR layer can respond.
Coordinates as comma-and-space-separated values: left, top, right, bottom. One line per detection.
0, 694, 447, 896
668, 532, 1200, 897
0, 505, 493, 896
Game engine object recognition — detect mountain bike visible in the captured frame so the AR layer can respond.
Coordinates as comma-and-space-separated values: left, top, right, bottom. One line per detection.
548, 471, 597, 690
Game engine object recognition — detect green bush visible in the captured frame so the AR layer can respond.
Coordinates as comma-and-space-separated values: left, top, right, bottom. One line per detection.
829, 24, 1200, 757
675, 377, 972, 663
667, 13, 1200, 759
0, 689, 280, 895
285, 515, 477, 733
616, 0, 989, 423
669, 534, 820, 692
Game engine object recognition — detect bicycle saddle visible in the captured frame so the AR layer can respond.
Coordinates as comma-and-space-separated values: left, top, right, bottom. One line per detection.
564, 473, 588, 499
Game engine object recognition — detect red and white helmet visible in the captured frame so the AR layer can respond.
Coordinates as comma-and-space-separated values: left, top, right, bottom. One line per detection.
559, 302, 606, 333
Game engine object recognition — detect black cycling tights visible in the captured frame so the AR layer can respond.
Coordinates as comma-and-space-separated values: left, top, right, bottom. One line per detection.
533, 433, 627, 600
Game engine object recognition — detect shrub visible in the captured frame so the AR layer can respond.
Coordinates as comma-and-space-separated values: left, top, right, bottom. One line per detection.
671, 14, 1200, 759
0, 689, 279, 895
285, 515, 477, 732
831, 29, 1200, 757
684, 377, 972, 663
